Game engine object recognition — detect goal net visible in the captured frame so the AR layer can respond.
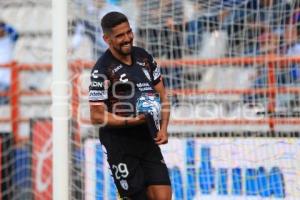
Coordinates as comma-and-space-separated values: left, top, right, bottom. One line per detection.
0, 0, 299, 199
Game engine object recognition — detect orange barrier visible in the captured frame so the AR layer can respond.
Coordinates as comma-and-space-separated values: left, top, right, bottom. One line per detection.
0, 55, 299, 143
158, 55, 300, 67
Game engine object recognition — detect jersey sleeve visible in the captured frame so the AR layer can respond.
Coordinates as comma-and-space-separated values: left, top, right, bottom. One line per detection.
148, 54, 162, 86
89, 65, 109, 102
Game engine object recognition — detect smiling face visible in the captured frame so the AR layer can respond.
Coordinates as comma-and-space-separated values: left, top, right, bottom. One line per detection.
104, 21, 134, 56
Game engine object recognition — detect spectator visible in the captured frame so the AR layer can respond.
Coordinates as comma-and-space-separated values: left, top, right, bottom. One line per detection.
136, 0, 185, 106
243, 31, 280, 104
161, 1, 185, 103
137, 0, 184, 59
244, 0, 300, 108
161, 0, 185, 59
257, 31, 280, 55
286, 1, 300, 54
223, 0, 292, 55
70, 0, 126, 60
185, 1, 238, 56
284, 19, 300, 110
137, 0, 162, 57
0, 20, 19, 104
185, 1, 203, 55
244, 23, 300, 105
284, 22, 300, 84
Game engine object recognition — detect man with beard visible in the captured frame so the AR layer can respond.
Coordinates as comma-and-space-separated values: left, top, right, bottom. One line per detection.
89, 12, 172, 200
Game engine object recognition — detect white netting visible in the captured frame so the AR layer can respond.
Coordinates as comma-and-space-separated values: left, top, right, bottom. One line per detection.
0, 0, 299, 199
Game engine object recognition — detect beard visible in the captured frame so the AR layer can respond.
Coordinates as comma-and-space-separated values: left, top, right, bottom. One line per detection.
113, 40, 133, 56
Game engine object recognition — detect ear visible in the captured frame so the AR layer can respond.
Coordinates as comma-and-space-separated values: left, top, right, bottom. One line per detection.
103, 34, 110, 45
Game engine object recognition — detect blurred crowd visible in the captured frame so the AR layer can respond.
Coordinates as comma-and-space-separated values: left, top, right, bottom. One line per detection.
69, 0, 299, 58
69, 0, 300, 74
0, 20, 19, 104
0, 0, 299, 106
1, 0, 299, 63
68, 0, 300, 108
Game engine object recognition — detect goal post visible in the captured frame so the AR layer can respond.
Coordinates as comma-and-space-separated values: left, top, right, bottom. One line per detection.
0, 0, 300, 199
52, 0, 69, 199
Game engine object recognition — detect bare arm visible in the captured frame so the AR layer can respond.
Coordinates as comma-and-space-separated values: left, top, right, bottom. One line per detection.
154, 80, 170, 144
90, 102, 145, 127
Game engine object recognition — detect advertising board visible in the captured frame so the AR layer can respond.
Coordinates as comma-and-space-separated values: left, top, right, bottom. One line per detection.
84, 137, 300, 200
31, 120, 52, 200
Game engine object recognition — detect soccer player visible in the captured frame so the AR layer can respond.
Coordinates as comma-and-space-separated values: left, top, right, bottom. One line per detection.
89, 12, 172, 200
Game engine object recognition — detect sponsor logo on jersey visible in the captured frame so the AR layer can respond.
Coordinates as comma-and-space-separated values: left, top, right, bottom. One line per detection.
136, 82, 150, 87
136, 61, 146, 66
112, 64, 123, 73
119, 73, 128, 83
91, 81, 103, 88
153, 66, 161, 80
120, 180, 129, 190
91, 70, 99, 79
89, 90, 108, 101
136, 82, 152, 91
142, 68, 151, 81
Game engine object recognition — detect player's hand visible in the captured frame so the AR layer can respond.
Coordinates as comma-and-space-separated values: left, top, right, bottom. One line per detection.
125, 114, 146, 126
136, 114, 146, 123
154, 129, 168, 145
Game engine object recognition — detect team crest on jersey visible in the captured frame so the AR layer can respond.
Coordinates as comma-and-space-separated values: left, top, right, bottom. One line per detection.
142, 68, 151, 81
91, 70, 99, 79
120, 179, 129, 190
119, 73, 129, 82
136, 61, 146, 66
112, 64, 123, 73
153, 66, 161, 80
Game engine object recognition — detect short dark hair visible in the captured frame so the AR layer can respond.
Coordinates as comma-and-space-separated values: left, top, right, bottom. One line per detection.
101, 12, 128, 34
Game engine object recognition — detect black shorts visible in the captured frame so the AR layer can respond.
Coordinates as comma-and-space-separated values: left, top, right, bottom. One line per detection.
99, 124, 171, 198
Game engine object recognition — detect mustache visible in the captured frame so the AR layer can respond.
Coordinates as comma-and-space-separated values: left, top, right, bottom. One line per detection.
121, 40, 133, 46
